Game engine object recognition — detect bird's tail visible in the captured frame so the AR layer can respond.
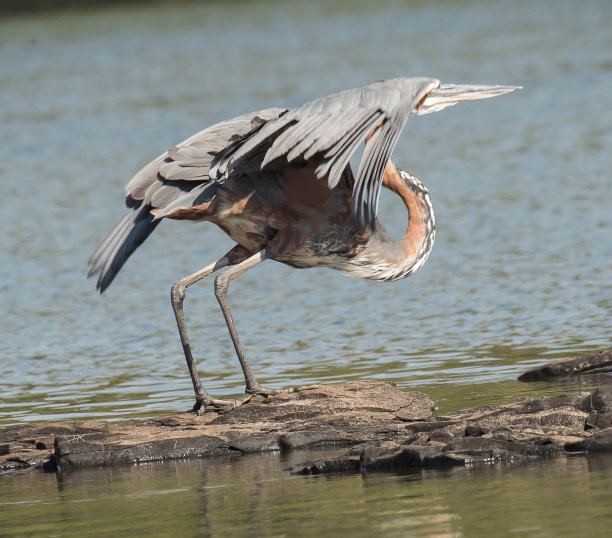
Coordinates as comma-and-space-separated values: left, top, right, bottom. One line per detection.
87, 197, 159, 293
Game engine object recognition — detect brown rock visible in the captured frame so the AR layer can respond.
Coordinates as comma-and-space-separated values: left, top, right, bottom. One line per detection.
287, 390, 605, 474
565, 428, 612, 451
2, 381, 612, 475
518, 349, 612, 380
1, 382, 434, 472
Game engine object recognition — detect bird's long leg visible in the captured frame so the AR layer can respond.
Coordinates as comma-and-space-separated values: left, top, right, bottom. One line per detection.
214, 250, 279, 396
171, 245, 251, 412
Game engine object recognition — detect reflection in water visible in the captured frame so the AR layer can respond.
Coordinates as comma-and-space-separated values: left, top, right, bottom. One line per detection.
2, 451, 612, 536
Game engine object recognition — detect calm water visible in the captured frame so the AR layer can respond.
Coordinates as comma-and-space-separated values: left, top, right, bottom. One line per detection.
2, 451, 612, 537
1, 0, 611, 534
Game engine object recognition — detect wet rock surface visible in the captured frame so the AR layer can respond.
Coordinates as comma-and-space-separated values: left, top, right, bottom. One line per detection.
518, 349, 612, 380
2, 381, 612, 475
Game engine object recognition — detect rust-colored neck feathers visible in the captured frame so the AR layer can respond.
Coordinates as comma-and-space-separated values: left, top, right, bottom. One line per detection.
382, 162, 428, 260
352, 161, 435, 282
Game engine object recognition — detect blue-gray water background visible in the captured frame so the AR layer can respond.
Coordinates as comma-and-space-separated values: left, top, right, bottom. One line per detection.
1, 0, 611, 536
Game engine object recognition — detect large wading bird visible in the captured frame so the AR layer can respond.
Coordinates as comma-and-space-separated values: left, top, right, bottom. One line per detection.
89, 77, 519, 412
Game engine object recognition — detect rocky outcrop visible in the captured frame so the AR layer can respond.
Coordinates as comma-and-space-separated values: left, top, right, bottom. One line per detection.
292, 388, 612, 474
518, 349, 612, 380
2, 381, 611, 475
0, 382, 433, 472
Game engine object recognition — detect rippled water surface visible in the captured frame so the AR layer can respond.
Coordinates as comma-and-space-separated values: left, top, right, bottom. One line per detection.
1, 0, 611, 534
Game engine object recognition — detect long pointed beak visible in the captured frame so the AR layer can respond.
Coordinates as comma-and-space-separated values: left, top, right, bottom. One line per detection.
416, 83, 521, 115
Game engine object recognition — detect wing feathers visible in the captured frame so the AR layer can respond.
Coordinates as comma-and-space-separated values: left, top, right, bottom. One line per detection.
210, 77, 441, 226
209, 115, 293, 179
265, 113, 331, 166
303, 107, 371, 160
88, 201, 160, 292
159, 162, 208, 181
90, 108, 286, 292
351, 79, 440, 227
316, 110, 385, 188
355, 124, 398, 226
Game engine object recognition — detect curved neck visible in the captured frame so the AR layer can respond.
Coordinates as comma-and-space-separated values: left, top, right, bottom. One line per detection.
355, 162, 435, 281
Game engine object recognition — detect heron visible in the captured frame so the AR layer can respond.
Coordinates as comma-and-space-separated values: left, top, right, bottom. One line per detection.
88, 77, 519, 412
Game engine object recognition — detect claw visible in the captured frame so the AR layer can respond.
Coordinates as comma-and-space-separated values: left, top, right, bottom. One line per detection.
190, 392, 256, 414
246, 384, 280, 397
190, 384, 318, 414
246, 384, 304, 398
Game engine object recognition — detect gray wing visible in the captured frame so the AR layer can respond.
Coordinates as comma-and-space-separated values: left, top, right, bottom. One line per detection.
209, 77, 441, 228
125, 107, 287, 204
210, 78, 520, 228
88, 107, 287, 292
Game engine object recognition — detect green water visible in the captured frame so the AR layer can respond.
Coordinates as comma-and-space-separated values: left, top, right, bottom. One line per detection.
1, 0, 611, 534
2, 452, 612, 537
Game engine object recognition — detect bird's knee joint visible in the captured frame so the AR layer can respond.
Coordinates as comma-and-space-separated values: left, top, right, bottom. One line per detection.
213, 274, 228, 298
171, 281, 186, 303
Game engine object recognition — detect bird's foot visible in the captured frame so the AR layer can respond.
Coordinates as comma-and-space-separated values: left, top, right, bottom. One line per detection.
245, 383, 321, 398
191, 392, 254, 414
191, 384, 323, 414
245, 383, 286, 398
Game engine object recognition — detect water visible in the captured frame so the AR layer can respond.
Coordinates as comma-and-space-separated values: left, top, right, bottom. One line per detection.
1, 0, 611, 534
2, 451, 612, 537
